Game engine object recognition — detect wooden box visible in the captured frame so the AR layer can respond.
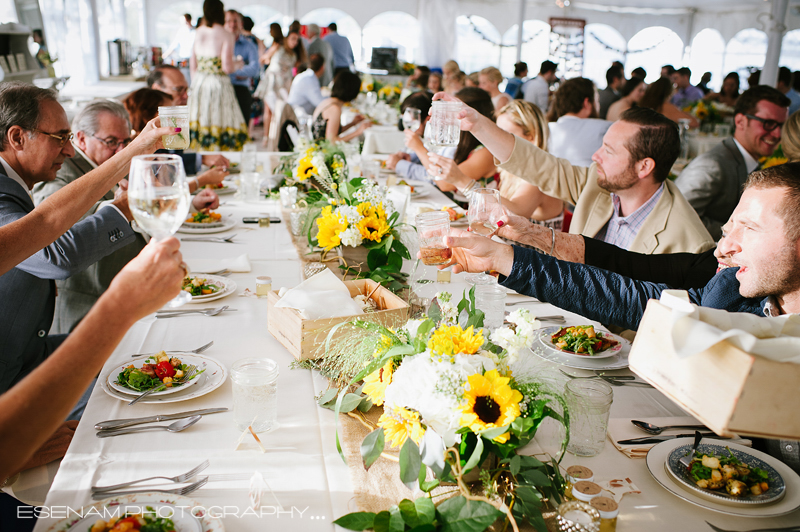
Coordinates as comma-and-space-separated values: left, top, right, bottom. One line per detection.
629, 300, 800, 440
267, 279, 409, 360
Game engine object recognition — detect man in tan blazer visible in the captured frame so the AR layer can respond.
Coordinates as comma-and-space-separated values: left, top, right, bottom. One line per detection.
429, 104, 714, 255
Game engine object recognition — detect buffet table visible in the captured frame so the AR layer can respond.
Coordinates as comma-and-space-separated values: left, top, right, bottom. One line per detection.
29, 157, 800, 531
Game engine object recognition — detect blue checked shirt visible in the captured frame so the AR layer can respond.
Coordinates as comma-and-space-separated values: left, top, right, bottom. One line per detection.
595, 183, 665, 250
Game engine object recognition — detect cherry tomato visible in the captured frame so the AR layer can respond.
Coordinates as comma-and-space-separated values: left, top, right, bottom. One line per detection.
154, 361, 176, 379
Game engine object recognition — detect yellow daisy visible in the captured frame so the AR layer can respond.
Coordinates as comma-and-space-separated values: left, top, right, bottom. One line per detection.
316, 206, 347, 251
378, 405, 425, 448
357, 214, 391, 243
460, 370, 522, 444
297, 154, 317, 181
427, 325, 484, 357
362, 360, 394, 406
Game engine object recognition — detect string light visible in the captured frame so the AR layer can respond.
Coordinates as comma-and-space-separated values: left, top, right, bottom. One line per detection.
465, 16, 543, 48
588, 30, 668, 55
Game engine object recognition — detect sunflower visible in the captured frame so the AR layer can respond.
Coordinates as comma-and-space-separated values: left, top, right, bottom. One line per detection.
761, 156, 788, 169
316, 206, 347, 251
297, 154, 317, 181
378, 405, 425, 448
357, 214, 391, 243
362, 360, 394, 406
460, 370, 522, 443
427, 325, 484, 357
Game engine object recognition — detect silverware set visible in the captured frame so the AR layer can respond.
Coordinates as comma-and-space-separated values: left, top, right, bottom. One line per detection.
181, 234, 238, 243
95, 407, 228, 430
91, 460, 210, 499
155, 306, 236, 319
130, 340, 214, 358
706, 521, 800, 532
559, 369, 653, 387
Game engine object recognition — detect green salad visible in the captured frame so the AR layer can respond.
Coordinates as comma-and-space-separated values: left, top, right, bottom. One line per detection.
116, 352, 202, 392
88, 506, 177, 531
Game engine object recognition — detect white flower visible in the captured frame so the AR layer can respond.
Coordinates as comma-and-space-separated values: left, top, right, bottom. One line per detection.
402, 318, 427, 340
435, 292, 458, 325
340, 227, 363, 247
337, 205, 363, 225
490, 310, 541, 366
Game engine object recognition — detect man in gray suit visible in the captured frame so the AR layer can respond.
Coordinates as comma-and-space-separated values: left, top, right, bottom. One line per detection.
0, 83, 137, 396
306, 23, 333, 87
676, 86, 790, 239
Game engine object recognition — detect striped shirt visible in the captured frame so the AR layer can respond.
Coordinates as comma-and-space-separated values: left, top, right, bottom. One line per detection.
595, 183, 665, 250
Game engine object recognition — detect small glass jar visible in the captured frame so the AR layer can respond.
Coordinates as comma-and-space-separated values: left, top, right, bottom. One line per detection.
255, 276, 272, 297
289, 208, 308, 236
564, 465, 594, 500
572, 481, 602, 504
231, 358, 279, 432
158, 106, 190, 150
416, 211, 451, 266
429, 101, 462, 149
556, 500, 600, 532
240, 172, 260, 202
303, 262, 326, 278
279, 186, 298, 209
475, 283, 506, 329
590, 497, 619, 532
565, 379, 613, 457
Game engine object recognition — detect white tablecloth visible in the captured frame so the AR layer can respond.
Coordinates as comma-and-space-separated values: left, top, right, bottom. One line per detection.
28, 179, 800, 531
362, 126, 405, 155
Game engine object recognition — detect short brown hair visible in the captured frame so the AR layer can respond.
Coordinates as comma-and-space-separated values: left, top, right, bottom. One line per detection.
619, 106, 680, 183
744, 162, 800, 240
308, 53, 324, 72
733, 85, 790, 118
0, 82, 59, 151
549, 77, 595, 120
123, 88, 172, 135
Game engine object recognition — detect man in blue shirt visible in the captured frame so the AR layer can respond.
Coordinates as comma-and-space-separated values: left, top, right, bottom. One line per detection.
224, 10, 260, 127
504, 62, 527, 99
670, 67, 704, 109
777, 67, 800, 117
324, 23, 354, 77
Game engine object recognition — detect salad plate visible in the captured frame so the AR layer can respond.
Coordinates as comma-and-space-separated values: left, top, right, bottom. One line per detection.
181, 274, 236, 303
108, 354, 206, 397
646, 437, 800, 517
100, 353, 227, 404
46, 493, 224, 532
178, 217, 236, 234
529, 330, 631, 370
537, 325, 624, 360
192, 183, 237, 195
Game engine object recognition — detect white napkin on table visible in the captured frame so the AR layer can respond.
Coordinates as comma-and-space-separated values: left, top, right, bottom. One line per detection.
660, 290, 800, 363
186, 253, 252, 273
274, 269, 364, 320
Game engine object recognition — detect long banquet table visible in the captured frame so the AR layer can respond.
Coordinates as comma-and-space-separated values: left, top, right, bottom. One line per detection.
29, 155, 800, 531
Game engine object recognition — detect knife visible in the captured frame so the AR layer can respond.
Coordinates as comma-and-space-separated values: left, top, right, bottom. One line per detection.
617, 433, 720, 445
156, 308, 238, 314
94, 407, 228, 430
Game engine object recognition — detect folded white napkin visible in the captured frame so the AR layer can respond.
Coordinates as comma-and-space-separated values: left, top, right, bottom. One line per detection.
660, 290, 800, 363
274, 269, 363, 319
186, 254, 252, 273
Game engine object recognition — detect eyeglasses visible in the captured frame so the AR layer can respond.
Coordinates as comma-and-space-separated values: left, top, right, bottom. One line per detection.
745, 114, 784, 133
165, 86, 189, 95
32, 129, 73, 148
92, 134, 132, 150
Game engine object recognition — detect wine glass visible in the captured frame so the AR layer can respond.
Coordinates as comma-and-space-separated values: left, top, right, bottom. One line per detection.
466, 188, 505, 285
402, 108, 421, 133
128, 154, 192, 307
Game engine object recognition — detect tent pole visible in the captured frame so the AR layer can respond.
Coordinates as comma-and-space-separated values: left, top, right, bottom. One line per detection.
761, 0, 789, 88
516, 0, 526, 63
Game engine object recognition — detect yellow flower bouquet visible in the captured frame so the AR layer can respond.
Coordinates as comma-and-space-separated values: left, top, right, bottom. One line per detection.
304, 289, 568, 531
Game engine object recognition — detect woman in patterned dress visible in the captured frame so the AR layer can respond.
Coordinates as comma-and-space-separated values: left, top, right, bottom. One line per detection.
188, 0, 249, 150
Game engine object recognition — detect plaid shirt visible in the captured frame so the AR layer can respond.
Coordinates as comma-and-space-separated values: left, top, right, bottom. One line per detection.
595, 183, 665, 250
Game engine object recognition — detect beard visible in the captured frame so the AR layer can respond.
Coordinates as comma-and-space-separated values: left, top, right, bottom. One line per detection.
738, 241, 800, 300
597, 163, 638, 193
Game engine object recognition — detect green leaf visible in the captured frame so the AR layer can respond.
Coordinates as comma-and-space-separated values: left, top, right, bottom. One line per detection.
437, 496, 503, 532
317, 388, 338, 407
479, 425, 508, 441
399, 437, 422, 490
407, 526, 436, 532
339, 393, 365, 413
462, 436, 484, 473
361, 428, 385, 471
520, 469, 551, 486
388, 505, 405, 532
427, 301, 442, 323
399, 499, 420, 528
464, 309, 485, 330
527, 512, 548, 532
393, 239, 410, 259
419, 478, 440, 492
414, 497, 436, 525
509, 455, 521, 476
383, 234, 394, 254
517, 455, 544, 469
357, 396, 373, 413
387, 251, 403, 271
373, 510, 392, 532
514, 485, 542, 510
333, 512, 376, 530
368, 247, 388, 270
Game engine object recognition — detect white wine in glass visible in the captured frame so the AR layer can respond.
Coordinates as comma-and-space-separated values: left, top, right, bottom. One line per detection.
466, 188, 505, 285
128, 154, 192, 307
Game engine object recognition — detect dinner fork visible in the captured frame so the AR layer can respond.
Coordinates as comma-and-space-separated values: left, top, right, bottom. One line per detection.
130, 340, 214, 358
155, 306, 232, 319
91, 476, 209, 500
91, 460, 210, 494
181, 233, 238, 243
705, 521, 800, 532
128, 365, 198, 406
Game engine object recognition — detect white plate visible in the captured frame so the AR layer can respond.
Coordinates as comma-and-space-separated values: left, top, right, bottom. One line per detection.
530, 330, 631, 370
101, 353, 227, 404
537, 325, 625, 360
183, 214, 226, 228
182, 274, 236, 302
178, 217, 236, 234
47, 493, 224, 532
192, 183, 237, 195
646, 437, 800, 517
108, 354, 206, 397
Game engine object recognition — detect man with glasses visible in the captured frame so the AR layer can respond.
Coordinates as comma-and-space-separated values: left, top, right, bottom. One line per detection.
677, 86, 790, 239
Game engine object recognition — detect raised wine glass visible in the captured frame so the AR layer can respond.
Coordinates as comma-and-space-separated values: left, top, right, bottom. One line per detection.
127, 154, 192, 307
466, 188, 505, 285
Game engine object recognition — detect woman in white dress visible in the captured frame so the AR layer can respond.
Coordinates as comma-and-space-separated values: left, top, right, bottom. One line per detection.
188, 0, 248, 150
479, 67, 512, 112
255, 29, 305, 145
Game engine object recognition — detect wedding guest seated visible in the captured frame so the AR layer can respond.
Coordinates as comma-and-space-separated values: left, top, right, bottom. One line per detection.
670, 67, 704, 109
312, 71, 372, 142
546, 77, 612, 167
704, 72, 740, 108
466, 72, 480, 88
676, 86, 790, 239
444, 71, 466, 95
630, 67, 647, 80
639, 77, 699, 128
522, 60, 557, 114
32, 99, 219, 336
598, 65, 624, 119
287, 52, 325, 115
478, 66, 511, 111
777, 66, 800, 116
429, 92, 714, 254
606, 76, 646, 122
427, 72, 443, 94
405, 65, 430, 89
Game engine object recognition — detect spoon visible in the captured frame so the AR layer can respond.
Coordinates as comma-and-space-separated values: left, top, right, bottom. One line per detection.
631, 419, 708, 435
96, 415, 201, 438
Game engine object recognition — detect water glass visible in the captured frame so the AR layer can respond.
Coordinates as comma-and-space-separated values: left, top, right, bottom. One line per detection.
416, 211, 451, 266
362, 159, 380, 180
714, 124, 731, 137
231, 358, 279, 432
241, 143, 258, 173
429, 100, 462, 148
279, 186, 297, 209
240, 172, 260, 202
289, 207, 308, 236
466, 188, 505, 285
475, 282, 506, 329
565, 379, 613, 457
402, 107, 421, 133
158, 106, 190, 150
